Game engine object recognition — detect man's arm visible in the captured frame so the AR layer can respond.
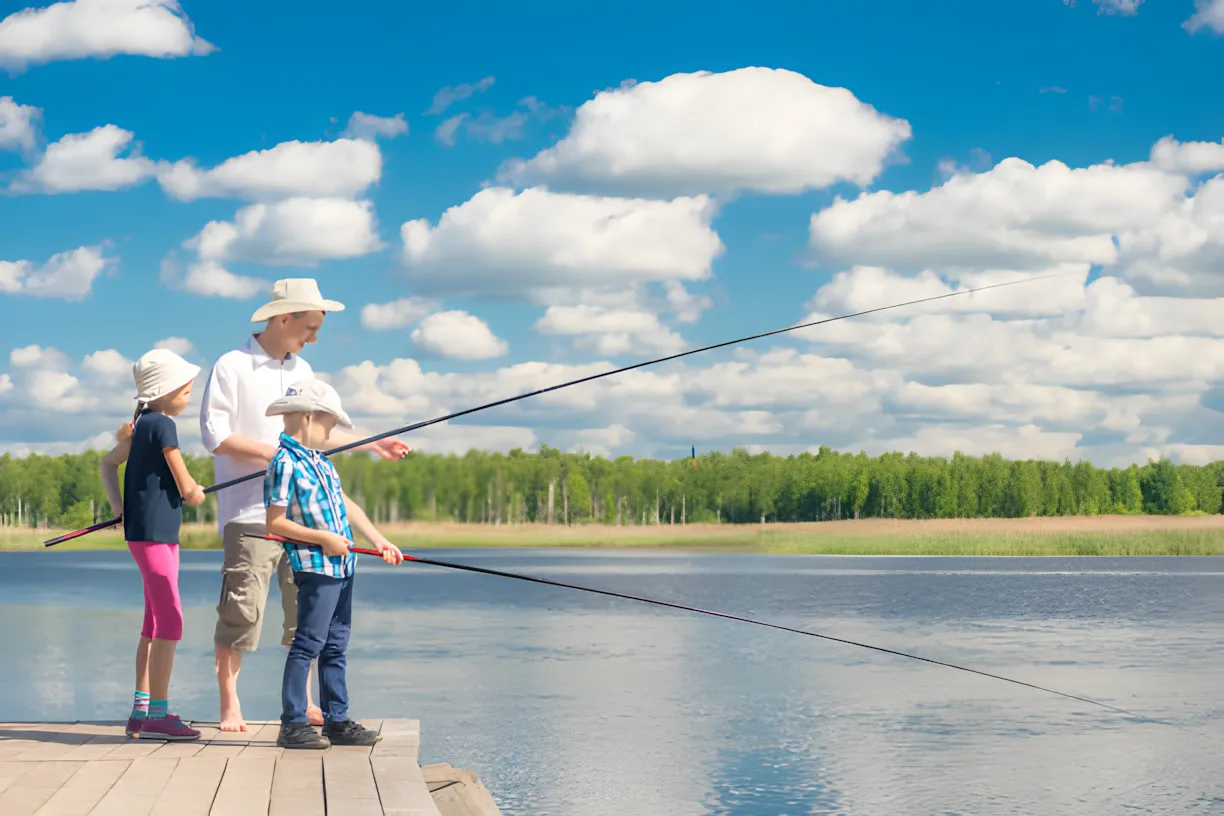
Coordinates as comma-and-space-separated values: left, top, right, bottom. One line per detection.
328, 426, 411, 461
200, 358, 278, 464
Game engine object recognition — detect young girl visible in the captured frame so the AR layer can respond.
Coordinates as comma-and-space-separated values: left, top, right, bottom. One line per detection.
100, 348, 207, 741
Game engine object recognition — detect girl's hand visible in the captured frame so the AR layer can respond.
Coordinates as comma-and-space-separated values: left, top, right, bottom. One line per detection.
185, 485, 206, 507
322, 532, 353, 558
117, 423, 133, 442
376, 537, 404, 565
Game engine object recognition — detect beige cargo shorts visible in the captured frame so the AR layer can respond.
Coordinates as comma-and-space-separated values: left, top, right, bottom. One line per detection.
214, 521, 298, 651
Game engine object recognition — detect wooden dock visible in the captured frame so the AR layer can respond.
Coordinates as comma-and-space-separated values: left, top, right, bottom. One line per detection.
0, 719, 502, 816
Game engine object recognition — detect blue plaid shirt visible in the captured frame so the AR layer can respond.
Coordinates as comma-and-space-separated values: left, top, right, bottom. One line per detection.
264, 433, 356, 579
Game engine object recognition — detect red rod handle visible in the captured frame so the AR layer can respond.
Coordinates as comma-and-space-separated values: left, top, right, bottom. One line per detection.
263, 533, 411, 561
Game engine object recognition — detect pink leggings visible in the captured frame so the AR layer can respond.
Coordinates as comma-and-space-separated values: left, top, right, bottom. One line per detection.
127, 541, 184, 642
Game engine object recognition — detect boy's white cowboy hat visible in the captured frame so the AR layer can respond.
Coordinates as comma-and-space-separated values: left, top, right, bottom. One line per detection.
133, 349, 201, 404
250, 278, 346, 323
264, 378, 354, 428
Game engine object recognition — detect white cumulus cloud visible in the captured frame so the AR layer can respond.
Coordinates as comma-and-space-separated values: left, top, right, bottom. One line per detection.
0, 0, 215, 72
181, 260, 268, 300
361, 297, 435, 331
0, 245, 110, 299
1149, 135, 1224, 176
185, 197, 384, 267
12, 125, 156, 193
808, 155, 1188, 273
341, 111, 408, 141
0, 96, 40, 152
1184, 0, 1224, 34
411, 311, 509, 360
499, 67, 912, 196
534, 305, 686, 356
401, 186, 723, 295
153, 337, 194, 355
158, 138, 382, 202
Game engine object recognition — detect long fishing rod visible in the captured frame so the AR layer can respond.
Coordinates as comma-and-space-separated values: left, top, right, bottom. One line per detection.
266, 535, 1141, 720
44, 271, 1068, 548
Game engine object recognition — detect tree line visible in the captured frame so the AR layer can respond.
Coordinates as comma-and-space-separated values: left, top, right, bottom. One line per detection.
2, 443, 1221, 531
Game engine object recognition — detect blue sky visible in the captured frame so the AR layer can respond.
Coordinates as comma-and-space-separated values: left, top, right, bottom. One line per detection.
2, 0, 1224, 464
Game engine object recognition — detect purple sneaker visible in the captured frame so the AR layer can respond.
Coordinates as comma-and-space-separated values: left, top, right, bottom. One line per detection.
140, 714, 201, 741
125, 717, 143, 739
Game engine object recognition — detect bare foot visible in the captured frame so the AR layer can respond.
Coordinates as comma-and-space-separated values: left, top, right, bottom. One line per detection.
307, 705, 324, 726
219, 708, 247, 732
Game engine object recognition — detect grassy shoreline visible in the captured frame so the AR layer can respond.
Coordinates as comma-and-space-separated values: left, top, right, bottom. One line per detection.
6, 517, 1224, 556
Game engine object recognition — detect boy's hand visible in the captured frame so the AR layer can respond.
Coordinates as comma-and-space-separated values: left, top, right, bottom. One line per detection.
322, 532, 353, 557
185, 485, 206, 507
375, 537, 404, 565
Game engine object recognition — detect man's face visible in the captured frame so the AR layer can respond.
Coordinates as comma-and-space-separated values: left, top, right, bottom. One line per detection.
282, 311, 325, 353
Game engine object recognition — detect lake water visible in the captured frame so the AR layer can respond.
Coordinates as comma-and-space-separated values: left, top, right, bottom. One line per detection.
3, 550, 1224, 815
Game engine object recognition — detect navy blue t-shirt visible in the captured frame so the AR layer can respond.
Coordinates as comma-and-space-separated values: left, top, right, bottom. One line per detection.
123, 411, 184, 544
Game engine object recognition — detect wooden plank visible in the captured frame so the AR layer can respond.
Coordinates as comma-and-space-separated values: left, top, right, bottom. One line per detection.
0, 760, 35, 782
0, 761, 86, 816
195, 745, 245, 759
32, 759, 130, 816
269, 754, 325, 816
373, 757, 443, 816
149, 757, 228, 816
89, 758, 178, 816
102, 740, 164, 760
372, 719, 421, 760
146, 741, 206, 759
323, 745, 383, 816
208, 756, 276, 816
4, 726, 93, 762
422, 765, 502, 816
58, 735, 132, 763
370, 721, 443, 816
238, 724, 282, 758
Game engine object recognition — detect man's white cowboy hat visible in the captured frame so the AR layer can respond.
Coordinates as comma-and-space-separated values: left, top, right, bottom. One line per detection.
133, 349, 202, 404
250, 278, 346, 323
264, 378, 354, 428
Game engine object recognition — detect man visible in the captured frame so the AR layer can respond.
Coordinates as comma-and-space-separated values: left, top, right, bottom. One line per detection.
199, 278, 411, 732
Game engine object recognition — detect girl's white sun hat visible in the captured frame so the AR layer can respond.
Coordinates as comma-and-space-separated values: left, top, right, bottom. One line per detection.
133, 349, 202, 405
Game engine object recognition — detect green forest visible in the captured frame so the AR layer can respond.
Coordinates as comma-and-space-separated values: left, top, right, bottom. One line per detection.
1, 444, 1221, 531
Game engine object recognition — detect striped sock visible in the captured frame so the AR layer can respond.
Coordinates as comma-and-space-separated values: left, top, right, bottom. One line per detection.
131, 692, 149, 721
149, 700, 168, 720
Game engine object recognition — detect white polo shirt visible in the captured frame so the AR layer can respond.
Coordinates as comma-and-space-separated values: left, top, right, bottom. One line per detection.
200, 335, 314, 532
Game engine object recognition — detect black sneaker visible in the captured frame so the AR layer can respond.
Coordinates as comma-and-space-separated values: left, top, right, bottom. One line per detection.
277, 722, 330, 750
322, 719, 380, 746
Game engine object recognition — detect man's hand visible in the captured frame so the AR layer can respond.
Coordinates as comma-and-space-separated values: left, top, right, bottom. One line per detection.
369, 438, 411, 461
375, 537, 404, 565
321, 532, 353, 558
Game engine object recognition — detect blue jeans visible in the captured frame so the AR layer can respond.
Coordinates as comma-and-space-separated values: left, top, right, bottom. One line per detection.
282, 571, 353, 725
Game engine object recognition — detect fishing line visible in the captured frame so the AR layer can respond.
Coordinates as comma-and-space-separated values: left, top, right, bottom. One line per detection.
264, 535, 1144, 721
44, 270, 1069, 548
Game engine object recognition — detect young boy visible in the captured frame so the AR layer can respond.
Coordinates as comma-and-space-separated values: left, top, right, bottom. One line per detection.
262, 378, 404, 749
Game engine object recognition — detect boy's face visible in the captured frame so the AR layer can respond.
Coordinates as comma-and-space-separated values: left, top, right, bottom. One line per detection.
302, 411, 338, 449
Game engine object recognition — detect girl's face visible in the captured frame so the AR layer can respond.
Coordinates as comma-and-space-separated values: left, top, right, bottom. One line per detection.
157, 380, 194, 416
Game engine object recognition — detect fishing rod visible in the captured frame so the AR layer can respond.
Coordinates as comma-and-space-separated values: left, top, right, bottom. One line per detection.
44, 270, 1069, 548
266, 534, 1142, 720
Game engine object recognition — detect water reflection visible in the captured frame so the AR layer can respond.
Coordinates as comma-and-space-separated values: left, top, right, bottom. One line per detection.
2, 550, 1224, 814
